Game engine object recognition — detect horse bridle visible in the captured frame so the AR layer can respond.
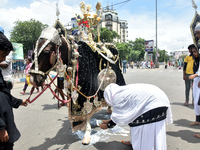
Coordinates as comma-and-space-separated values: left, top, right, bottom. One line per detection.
29, 27, 62, 78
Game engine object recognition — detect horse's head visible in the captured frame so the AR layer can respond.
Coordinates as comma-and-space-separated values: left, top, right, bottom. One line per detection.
29, 27, 61, 87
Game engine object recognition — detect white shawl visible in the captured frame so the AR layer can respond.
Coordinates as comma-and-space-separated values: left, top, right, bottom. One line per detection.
104, 83, 173, 126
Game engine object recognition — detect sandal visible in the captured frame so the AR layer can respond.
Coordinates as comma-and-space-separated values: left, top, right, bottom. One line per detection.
194, 134, 200, 138
184, 101, 189, 106
190, 121, 200, 126
20, 91, 25, 95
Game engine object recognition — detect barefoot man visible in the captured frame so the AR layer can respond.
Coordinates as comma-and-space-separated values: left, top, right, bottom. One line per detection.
99, 83, 173, 150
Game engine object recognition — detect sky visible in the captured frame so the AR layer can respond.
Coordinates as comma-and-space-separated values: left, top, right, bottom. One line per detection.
0, 0, 200, 53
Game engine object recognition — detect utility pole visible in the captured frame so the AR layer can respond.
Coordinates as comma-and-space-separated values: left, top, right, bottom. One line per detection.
155, 0, 159, 68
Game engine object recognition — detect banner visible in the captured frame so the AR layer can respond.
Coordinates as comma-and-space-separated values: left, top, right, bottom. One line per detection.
145, 40, 154, 52
12, 42, 24, 60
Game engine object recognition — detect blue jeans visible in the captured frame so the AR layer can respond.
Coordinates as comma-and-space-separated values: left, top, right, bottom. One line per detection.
123, 67, 126, 73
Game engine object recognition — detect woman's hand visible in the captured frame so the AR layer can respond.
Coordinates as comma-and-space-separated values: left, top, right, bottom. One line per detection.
99, 119, 111, 129
189, 74, 198, 80
99, 123, 108, 129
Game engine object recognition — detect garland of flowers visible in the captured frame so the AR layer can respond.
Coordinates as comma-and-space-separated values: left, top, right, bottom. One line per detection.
77, 19, 90, 29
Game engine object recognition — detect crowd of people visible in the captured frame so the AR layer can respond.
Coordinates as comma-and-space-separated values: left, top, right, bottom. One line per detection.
121, 59, 156, 73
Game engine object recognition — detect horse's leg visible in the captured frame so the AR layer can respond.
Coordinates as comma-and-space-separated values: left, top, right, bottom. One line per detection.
107, 106, 112, 113
82, 118, 91, 145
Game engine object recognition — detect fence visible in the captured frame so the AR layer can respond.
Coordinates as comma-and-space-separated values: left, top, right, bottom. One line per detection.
12, 59, 26, 79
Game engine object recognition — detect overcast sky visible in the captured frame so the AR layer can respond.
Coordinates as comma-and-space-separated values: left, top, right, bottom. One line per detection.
0, 0, 200, 53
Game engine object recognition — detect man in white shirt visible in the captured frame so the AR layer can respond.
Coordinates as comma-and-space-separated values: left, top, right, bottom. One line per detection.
0, 51, 13, 90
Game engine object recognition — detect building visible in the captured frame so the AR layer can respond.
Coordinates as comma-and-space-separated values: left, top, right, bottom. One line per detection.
99, 4, 128, 43
170, 48, 189, 60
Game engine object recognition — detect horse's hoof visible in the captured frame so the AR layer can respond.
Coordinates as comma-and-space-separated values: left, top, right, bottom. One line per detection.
107, 109, 112, 114
82, 137, 90, 145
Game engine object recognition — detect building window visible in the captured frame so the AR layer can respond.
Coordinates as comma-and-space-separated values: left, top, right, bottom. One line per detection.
107, 26, 112, 30
106, 21, 112, 25
105, 14, 112, 20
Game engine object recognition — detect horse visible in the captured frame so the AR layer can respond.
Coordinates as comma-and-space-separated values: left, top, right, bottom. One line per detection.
29, 27, 125, 145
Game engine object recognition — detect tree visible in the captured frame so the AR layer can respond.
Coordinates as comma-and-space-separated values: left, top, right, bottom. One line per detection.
129, 38, 145, 61
116, 42, 131, 59
92, 27, 120, 43
10, 19, 48, 55
115, 38, 145, 62
152, 47, 169, 62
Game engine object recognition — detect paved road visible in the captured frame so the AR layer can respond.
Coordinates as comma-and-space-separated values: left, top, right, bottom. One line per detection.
12, 66, 200, 150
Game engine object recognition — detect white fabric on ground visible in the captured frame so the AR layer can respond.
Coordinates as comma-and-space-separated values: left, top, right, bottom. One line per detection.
104, 83, 173, 126
130, 120, 166, 150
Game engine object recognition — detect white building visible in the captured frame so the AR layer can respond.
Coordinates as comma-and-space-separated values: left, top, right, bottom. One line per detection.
170, 48, 189, 60
99, 5, 128, 43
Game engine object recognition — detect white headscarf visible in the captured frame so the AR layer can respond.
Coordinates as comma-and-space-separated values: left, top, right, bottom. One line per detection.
104, 83, 173, 126
195, 23, 200, 32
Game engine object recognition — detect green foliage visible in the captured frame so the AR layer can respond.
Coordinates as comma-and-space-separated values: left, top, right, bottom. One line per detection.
116, 38, 145, 61
128, 38, 145, 61
116, 42, 130, 59
116, 37, 172, 62
92, 27, 120, 43
10, 19, 48, 55
152, 47, 169, 62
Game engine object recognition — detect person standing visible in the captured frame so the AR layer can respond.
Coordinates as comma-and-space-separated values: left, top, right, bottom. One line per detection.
122, 58, 127, 74
175, 59, 178, 69
20, 58, 39, 95
151, 60, 153, 69
131, 61, 134, 69
0, 34, 28, 150
188, 46, 200, 126
142, 60, 146, 69
99, 83, 173, 150
178, 59, 182, 69
183, 44, 195, 106
165, 61, 167, 69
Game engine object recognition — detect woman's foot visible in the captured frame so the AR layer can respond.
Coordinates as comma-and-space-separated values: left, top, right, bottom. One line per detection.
20, 91, 25, 95
122, 140, 132, 146
184, 101, 189, 106
194, 134, 200, 138
36, 90, 40, 93
190, 121, 200, 126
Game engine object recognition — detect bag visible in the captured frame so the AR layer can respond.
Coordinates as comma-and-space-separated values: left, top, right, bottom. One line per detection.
26, 75, 32, 86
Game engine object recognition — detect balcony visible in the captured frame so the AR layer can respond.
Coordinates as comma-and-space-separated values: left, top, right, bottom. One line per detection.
106, 22, 112, 26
